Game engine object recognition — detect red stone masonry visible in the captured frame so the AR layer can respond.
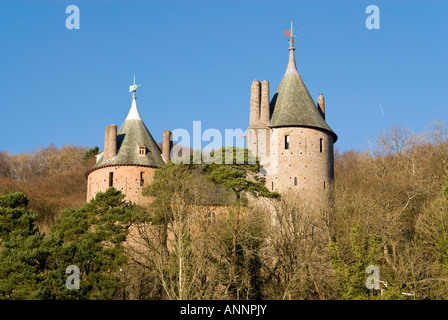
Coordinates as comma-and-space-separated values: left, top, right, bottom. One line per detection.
266, 127, 334, 207
86, 165, 157, 204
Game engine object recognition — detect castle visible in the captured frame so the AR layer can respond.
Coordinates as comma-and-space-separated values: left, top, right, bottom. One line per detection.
86, 24, 337, 206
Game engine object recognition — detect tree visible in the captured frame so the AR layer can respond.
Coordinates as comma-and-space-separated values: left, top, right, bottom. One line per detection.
204, 147, 279, 200
258, 193, 337, 300
133, 163, 228, 299
0, 192, 44, 299
83, 146, 99, 162
203, 147, 278, 298
39, 188, 134, 299
413, 182, 448, 299
130, 148, 278, 300
328, 225, 383, 299
0, 144, 94, 233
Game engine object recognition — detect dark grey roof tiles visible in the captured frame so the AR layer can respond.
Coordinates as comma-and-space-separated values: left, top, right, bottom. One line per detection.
270, 49, 338, 142
91, 99, 165, 170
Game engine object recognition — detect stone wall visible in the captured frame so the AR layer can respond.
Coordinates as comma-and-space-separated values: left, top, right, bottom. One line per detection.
265, 127, 334, 207
87, 165, 157, 204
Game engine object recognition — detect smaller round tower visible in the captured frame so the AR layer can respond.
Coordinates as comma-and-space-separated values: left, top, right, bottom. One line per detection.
86, 78, 169, 204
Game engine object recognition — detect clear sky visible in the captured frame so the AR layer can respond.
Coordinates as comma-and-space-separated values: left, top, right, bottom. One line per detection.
0, 0, 447, 154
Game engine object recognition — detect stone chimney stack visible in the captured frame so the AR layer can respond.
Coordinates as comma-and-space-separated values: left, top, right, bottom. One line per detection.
249, 80, 261, 127
260, 80, 270, 126
103, 124, 117, 161
162, 130, 172, 163
108, 124, 117, 158
317, 93, 325, 120
103, 125, 111, 160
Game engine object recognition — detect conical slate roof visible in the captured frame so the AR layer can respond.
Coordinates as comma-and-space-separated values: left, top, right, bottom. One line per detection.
91, 96, 165, 170
270, 46, 338, 142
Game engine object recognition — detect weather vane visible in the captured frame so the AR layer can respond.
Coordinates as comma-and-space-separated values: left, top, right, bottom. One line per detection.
129, 74, 141, 97
283, 20, 296, 48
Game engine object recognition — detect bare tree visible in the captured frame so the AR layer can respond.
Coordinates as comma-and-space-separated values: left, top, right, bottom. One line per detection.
259, 193, 338, 299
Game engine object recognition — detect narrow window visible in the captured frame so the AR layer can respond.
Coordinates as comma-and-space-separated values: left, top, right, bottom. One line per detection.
294, 177, 297, 186
319, 138, 323, 153
272, 182, 274, 191
324, 181, 326, 190
285, 135, 290, 150
140, 172, 145, 186
207, 212, 216, 225
109, 172, 114, 187
138, 146, 146, 156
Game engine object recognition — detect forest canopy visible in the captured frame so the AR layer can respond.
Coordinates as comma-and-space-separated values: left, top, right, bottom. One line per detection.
0, 120, 447, 299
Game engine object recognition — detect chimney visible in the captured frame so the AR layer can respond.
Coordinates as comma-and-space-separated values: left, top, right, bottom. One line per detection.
103, 125, 111, 160
317, 93, 325, 120
249, 80, 261, 127
104, 124, 117, 161
260, 80, 270, 126
108, 124, 117, 159
162, 130, 172, 163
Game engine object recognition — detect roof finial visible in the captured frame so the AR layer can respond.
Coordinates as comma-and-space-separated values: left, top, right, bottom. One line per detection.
284, 20, 299, 75
289, 20, 296, 50
129, 73, 141, 99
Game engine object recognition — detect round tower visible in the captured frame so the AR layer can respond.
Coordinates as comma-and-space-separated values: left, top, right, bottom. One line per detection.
262, 22, 338, 208
86, 78, 167, 204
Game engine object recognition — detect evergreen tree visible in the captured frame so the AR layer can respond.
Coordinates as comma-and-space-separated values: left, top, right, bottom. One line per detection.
83, 146, 99, 161
0, 192, 44, 299
40, 188, 134, 299
204, 147, 280, 200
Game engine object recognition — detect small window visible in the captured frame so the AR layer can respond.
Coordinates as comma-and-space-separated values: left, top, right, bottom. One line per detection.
140, 172, 145, 186
109, 172, 114, 187
324, 181, 326, 190
285, 135, 290, 150
138, 146, 146, 156
294, 177, 297, 186
207, 212, 216, 225
319, 138, 323, 153
272, 182, 274, 191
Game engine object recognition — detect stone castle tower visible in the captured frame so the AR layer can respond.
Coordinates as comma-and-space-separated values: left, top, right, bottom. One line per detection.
85, 79, 172, 203
247, 24, 338, 206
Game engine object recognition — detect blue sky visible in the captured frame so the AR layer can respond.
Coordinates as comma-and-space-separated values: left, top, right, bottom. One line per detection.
0, 0, 447, 154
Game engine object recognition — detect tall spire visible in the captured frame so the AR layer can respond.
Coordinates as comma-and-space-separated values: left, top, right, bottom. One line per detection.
285, 20, 298, 75
269, 22, 337, 142
126, 74, 142, 121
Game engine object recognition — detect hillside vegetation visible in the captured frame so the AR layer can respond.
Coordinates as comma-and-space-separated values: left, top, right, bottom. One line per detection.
0, 120, 447, 299
0, 145, 97, 232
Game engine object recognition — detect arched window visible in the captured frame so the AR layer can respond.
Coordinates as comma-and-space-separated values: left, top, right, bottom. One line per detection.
285, 135, 290, 149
